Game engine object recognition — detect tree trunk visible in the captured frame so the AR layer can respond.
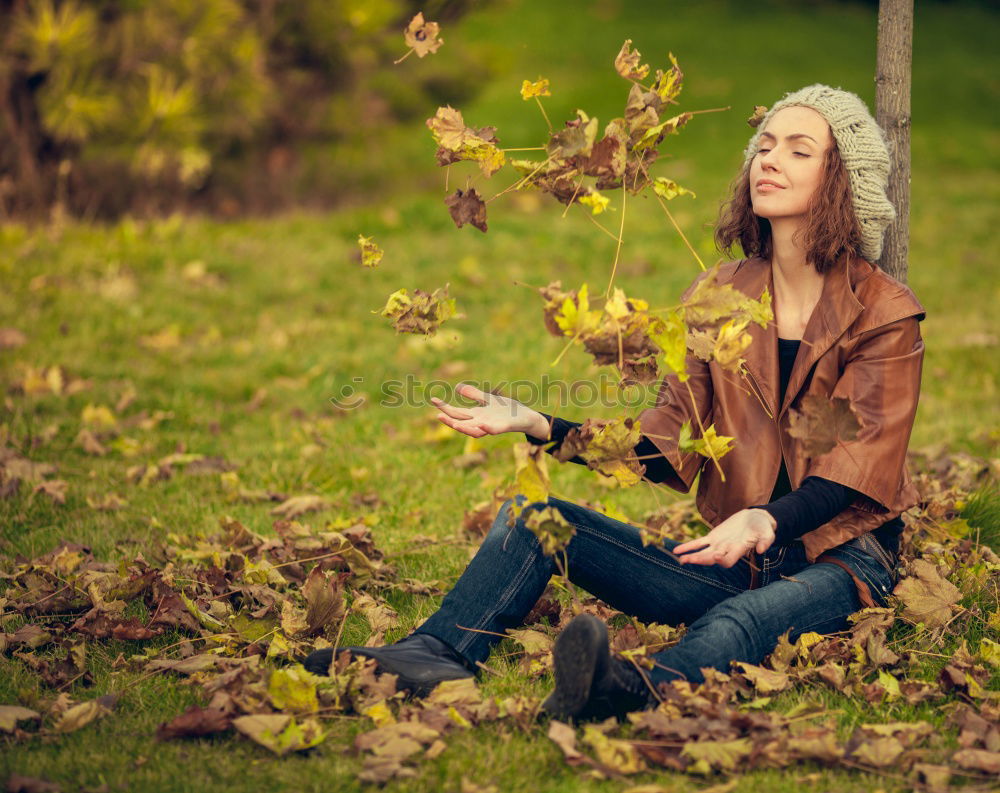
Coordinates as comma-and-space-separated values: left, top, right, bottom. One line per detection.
875, 0, 914, 283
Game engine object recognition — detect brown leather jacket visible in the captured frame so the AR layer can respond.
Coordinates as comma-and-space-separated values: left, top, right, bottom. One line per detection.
637, 252, 926, 564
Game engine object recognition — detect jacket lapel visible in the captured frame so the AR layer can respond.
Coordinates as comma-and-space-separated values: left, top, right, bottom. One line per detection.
727, 253, 870, 420
732, 257, 779, 418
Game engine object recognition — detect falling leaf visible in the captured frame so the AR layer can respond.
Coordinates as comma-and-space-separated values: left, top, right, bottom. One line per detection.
678, 421, 734, 461
556, 416, 645, 486
547, 110, 599, 161
747, 105, 768, 128
523, 505, 575, 557
520, 78, 551, 100
403, 12, 443, 58
651, 177, 696, 201
579, 190, 610, 215
427, 108, 503, 178
614, 39, 650, 81
787, 395, 861, 457
635, 113, 692, 151
651, 52, 684, 104
358, 234, 383, 268
376, 284, 458, 335
550, 283, 603, 339
444, 188, 488, 232
503, 443, 551, 523
647, 309, 688, 382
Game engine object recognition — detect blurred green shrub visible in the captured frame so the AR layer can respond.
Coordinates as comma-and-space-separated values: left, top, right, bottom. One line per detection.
0, 0, 493, 219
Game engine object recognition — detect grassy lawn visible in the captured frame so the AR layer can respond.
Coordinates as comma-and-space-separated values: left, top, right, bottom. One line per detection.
2, 0, 998, 790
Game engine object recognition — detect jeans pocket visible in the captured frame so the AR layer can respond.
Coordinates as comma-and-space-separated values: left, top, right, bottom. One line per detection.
849, 533, 899, 586
760, 544, 788, 586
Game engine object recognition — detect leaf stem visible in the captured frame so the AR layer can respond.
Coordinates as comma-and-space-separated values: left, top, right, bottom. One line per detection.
604, 178, 628, 299
635, 157, 705, 271
534, 96, 553, 133
683, 380, 725, 481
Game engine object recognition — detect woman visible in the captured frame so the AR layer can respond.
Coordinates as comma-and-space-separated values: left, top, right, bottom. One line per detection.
304, 84, 926, 723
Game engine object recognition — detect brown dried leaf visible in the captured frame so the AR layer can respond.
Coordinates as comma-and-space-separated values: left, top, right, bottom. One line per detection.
952, 748, 1000, 774
32, 479, 68, 504
403, 12, 443, 58
4, 776, 61, 793
53, 694, 118, 733
156, 706, 232, 740
444, 188, 487, 233
0, 705, 41, 733
270, 495, 332, 519
893, 558, 962, 628
787, 394, 861, 457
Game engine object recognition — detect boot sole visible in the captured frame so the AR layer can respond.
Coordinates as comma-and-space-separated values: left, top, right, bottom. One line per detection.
541, 615, 609, 720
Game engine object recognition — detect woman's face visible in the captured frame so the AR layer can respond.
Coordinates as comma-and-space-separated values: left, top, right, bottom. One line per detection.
748, 105, 834, 222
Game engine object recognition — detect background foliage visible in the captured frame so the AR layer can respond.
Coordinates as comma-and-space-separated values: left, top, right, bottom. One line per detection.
0, 0, 494, 219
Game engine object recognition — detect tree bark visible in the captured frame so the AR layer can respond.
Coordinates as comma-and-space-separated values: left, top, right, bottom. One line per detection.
875, 0, 914, 283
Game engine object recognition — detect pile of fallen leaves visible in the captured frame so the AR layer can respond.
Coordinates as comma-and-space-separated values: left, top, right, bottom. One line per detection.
1, 446, 998, 790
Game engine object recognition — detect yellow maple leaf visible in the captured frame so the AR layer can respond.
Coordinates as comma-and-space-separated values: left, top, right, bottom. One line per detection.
520, 77, 551, 100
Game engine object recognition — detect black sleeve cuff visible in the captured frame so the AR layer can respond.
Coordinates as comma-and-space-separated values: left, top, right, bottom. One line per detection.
751, 476, 857, 545
524, 412, 588, 466
525, 413, 680, 484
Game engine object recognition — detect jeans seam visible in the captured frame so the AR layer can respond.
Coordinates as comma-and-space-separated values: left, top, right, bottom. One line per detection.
569, 522, 746, 595
763, 546, 787, 585
831, 547, 889, 598
454, 527, 544, 655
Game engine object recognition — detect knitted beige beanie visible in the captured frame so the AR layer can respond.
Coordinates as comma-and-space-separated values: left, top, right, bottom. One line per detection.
743, 83, 896, 263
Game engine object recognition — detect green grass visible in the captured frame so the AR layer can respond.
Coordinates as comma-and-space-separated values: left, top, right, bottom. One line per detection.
1, 0, 999, 790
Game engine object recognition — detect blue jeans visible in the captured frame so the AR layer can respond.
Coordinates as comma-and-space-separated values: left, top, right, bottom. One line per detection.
413, 494, 898, 688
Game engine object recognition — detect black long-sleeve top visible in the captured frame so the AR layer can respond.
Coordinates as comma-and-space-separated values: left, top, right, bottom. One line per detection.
524, 336, 903, 554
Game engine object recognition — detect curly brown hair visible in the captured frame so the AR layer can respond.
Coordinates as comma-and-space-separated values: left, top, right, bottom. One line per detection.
713, 142, 864, 273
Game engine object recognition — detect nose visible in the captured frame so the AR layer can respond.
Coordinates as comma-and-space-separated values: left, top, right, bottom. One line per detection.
759, 147, 779, 171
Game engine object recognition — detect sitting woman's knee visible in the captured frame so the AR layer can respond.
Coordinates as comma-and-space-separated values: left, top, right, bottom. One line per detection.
490, 495, 555, 540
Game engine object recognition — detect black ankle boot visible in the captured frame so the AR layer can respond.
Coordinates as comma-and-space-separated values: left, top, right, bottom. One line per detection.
301, 632, 476, 698
541, 614, 657, 723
